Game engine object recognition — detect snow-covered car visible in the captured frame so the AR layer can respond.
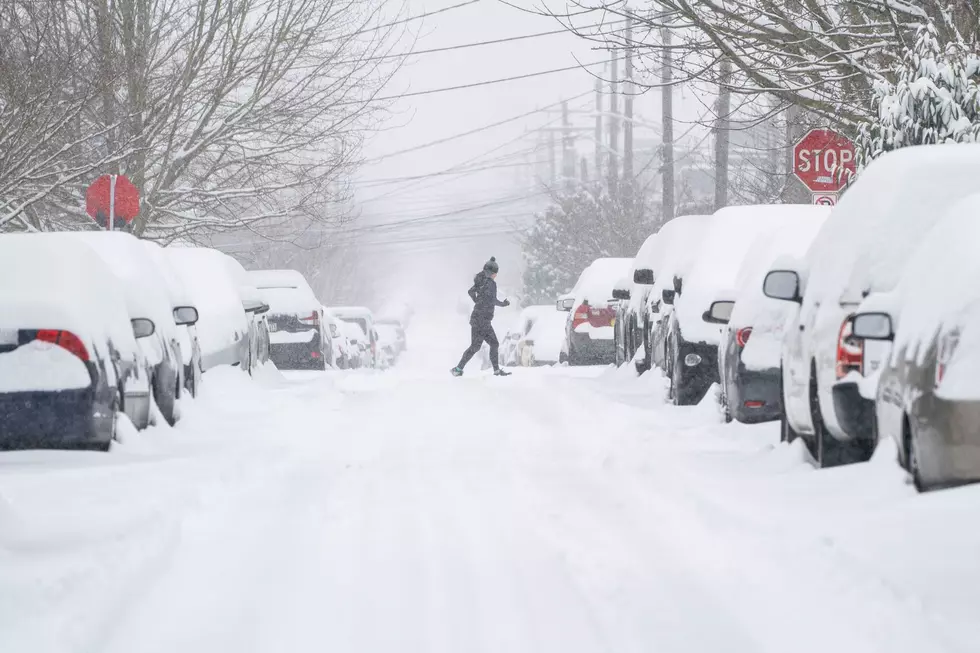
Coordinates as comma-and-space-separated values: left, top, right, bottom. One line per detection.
376, 318, 406, 354
0, 235, 148, 450
165, 247, 265, 374
667, 206, 800, 406
324, 310, 353, 369
329, 306, 378, 368
375, 322, 404, 367
708, 207, 830, 423
849, 193, 980, 490
559, 258, 634, 366
221, 254, 271, 373
249, 269, 328, 370
337, 319, 368, 368
641, 214, 712, 375
140, 241, 203, 398
614, 232, 659, 370
518, 308, 568, 366
764, 144, 980, 467
61, 232, 189, 426
500, 315, 524, 367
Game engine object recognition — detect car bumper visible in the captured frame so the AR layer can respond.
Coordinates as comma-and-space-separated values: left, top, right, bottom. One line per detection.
0, 387, 112, 450
677, 340, 719, 398
730, 365, 782, 424
831, 380, 877, 442
270, 337, 325, 369
569, 332, 616, 363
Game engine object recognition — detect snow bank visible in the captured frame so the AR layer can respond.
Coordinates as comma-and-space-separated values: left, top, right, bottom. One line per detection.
0, 235, 139, 366
164, 247, 248, 358
729, 207, 831, 370
572, 258, 634, 307
676, 206, 807, 346
0, 340, 91, 391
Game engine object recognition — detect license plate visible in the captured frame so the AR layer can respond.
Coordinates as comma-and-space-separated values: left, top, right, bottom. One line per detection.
267, 323, 279, 332
0, 329, 17, 345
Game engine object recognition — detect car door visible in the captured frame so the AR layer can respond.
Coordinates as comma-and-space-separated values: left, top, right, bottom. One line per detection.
783, 299, 816, 434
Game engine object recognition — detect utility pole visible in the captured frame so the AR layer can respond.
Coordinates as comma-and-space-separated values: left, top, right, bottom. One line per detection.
623, 14, 634, 191
594, 77, 603, 182
714, 57, 732, 210
608, 49, 620, 193
580, 157, 589, 183
661, 27, 675, 222
562, 101, 575, 189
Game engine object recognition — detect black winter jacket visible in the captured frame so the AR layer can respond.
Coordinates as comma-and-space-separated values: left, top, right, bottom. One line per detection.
468, 271, 507, 324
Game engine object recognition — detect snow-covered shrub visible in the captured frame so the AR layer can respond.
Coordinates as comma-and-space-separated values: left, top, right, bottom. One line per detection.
857, 21, 980, 166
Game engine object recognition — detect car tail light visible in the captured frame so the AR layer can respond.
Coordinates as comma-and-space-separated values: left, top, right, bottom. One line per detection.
311, 350, 321, 359
836, 317, 863, 379
300, 311, 320, 326
36, 329, 89, 361
744, 400, 765, 408
736, 327, 753, 348
572, 302, 590, 328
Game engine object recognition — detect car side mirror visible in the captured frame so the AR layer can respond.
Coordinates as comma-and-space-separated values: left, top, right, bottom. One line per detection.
702, 300, 735, 325
633, 268, 654, 285
244, 300, 270, 315
131, 318, 156, 339
557, 297, 574, 312
763, 270, 802, 303
851, 312, 894, 341
673, 276, 683, 295
662, 289, 676, 305
612, 288, 631, 301
173, 306, 199, 326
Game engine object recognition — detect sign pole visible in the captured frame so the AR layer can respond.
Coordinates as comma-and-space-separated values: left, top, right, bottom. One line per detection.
108, 174, 117, 231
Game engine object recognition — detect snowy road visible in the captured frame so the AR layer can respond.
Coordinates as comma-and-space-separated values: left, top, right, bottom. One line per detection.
2, 317, 980, 653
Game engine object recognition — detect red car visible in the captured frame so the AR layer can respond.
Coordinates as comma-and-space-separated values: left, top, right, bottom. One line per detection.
559, 258, 634, 366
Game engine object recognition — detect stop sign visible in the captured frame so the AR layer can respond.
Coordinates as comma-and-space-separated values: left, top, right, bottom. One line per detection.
86, 174, 140, 229
793, 129, 855, 193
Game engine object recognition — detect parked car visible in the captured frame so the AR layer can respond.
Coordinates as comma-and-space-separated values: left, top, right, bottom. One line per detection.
330, 306, 378, 368
338, 319, 368, 368
500, 315, 525, 367
0, 235, 150, 450
640, 214, 712, 375
63, 232, 189, 426
249, 269, 328, 370
850, 193, 980, 489
141, 241, 203, 398
376, 322, 404, 366
666, 206, 799, 406
764, 144, 980, 467
325, 310, 354, 369
614, 232, 659, 370
709, 207, 830, 423
376, 318, 407, 354
165, 247, 267, 374
518, 308, 567, 366
221, 254, 271, 373
558, 258, 634, 365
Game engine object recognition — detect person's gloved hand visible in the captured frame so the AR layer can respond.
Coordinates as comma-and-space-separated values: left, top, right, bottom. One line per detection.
501, 299, 511, 307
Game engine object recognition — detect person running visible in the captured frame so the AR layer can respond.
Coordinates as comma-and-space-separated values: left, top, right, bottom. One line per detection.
451, 257, 512, 377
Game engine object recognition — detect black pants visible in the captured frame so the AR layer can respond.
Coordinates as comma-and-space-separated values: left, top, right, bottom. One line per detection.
457, 321, 499, 371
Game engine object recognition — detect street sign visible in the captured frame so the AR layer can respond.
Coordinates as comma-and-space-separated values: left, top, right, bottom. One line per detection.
86, 174, 140, 230
793, 129, 855, 193
812, 193, 839, 206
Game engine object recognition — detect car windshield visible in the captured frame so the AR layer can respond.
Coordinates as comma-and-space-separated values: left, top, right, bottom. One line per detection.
3, 4, 975, 651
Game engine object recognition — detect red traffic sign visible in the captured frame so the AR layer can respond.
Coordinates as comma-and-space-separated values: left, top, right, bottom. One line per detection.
86, 174, 140, 229
793, 129, 855, 193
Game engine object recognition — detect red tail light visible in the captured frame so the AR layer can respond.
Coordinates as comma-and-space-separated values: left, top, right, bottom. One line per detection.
572, 302, 590, 328
36, 329, 89, 361
836, 317, 863, 379
300, 311, 320, 326
736, 327, 753, 348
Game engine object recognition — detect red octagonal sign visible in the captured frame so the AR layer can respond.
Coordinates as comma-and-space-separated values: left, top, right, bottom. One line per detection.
793, 129, 856, 193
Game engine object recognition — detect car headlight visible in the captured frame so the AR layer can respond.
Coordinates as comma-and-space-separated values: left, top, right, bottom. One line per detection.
684, 353, 702, 367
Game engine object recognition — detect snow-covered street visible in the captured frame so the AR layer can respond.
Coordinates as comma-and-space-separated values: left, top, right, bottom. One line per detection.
2, 316, 979, 653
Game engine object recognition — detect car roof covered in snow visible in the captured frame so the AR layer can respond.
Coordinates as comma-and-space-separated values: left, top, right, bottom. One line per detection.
0, 234, 138, 360
648, 214, 713, 303
164, 246, 248, 356
571, 258, 634, 306
675, 205, 806, 345
728, 206, 831, 330
140, 240, 193, 308
53, 231, 180, 343
803, 144, 980, 314
330, 306, 375, 320
248, 269, 319, 315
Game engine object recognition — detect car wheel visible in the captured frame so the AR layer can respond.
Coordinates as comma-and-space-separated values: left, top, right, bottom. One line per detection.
903, 416, 926, 491
780, 411, 799, 444
810, 365, 860, 468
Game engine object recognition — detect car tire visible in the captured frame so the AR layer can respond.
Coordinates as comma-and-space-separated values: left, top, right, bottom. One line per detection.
810, 366, 865, 468
780, 411, 799, 444
903, 416, 927, 492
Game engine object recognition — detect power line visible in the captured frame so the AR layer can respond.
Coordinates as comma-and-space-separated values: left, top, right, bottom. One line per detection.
339, 58, 620, 108
348, 1, 482, 38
